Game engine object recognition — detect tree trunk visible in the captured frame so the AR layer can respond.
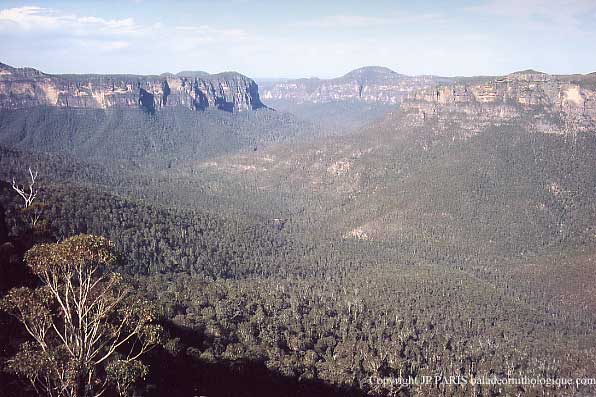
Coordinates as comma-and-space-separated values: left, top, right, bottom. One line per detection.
75, 367, 89, 397
0, 204, 7, 243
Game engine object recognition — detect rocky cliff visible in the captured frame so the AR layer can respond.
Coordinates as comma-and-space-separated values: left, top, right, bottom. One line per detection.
398, 70, 596, 138
0, 62, 265, 113
260, 66, 452, 105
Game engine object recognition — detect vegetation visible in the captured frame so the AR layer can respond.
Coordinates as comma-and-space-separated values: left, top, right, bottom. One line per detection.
0, 104, 595, 396
0, 106, 324, 169
0, 235, 162, 397
261, 99, 396, 133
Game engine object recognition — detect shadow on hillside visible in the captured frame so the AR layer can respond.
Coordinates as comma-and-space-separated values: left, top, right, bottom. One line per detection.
0, 320, 369, 397
0, 185, 366, 397
143, 320, 368, 397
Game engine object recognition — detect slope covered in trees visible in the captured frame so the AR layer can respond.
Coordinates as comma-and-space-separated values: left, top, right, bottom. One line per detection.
0, 106, 325, 168
1, 93, 596, 396
199, 112, 596, 256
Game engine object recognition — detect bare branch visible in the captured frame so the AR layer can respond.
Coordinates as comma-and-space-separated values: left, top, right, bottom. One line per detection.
11, 167, 38, 209
2, 235, 161, 397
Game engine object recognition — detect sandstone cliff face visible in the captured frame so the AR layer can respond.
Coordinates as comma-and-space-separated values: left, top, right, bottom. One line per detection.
0, 62, 265, 113
399, 70, 596, 137
260, 66, 452, 105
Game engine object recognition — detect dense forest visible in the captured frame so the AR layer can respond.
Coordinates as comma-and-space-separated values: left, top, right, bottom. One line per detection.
1, 102, 595, 397
0, 106, 331, 169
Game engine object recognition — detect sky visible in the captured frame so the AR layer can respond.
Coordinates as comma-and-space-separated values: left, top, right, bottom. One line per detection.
0, 0, 595, 78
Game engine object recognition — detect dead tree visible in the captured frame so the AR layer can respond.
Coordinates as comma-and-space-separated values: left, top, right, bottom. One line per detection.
12, 167, 38, 208
11, 168, 43, 227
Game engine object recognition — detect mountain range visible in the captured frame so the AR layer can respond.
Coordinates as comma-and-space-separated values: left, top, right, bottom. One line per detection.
259, 66, 452, 104
1, 61, 596, 397
198, 69, 596, 254
0, 62, 264, 113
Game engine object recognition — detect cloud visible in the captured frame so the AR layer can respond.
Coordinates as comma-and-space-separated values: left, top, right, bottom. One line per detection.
466, 0, 596, 34
0, 5, 251, 60
466, 0, 596, 17
0, 6, 140, 35
2, 2, 593, 77
0, 6, 249, 41
292, 13, 443, 29
174, 25, 249, 42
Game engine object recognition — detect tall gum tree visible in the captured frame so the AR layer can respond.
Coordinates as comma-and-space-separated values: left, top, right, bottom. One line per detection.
0, 234, 163, 397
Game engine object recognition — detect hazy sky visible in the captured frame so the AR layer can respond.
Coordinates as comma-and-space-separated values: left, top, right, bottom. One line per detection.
0, 0, 595, 78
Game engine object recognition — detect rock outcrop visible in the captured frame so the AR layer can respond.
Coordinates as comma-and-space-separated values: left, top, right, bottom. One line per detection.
0, 62, 265, 113
398, 70, 596, 137
260, 66, 452, 105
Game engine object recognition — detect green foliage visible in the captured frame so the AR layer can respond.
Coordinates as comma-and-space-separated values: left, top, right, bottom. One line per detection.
0, 106, 321, 168
0, 235, 162, 397
106, 359, 148, 397
0, 103, 595, 396
24, 234, 116, 275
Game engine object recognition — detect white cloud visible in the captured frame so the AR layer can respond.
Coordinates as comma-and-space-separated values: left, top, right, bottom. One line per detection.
0, 5, 251, 60
467, 0, 595, 17
174, 25, 249, 41
292, 13, 444, 29
95, 40, 131, 51
2, 2, 593, 77
0, 6, 140, 35
0, 6, 249, 41
466, 0, 596, 34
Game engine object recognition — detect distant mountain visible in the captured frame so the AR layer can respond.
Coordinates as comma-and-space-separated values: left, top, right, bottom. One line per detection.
259, 66, 452, 105
339, 66, 406, 83
199, 70, 596, 254
0, 62, 264, 113
175, 70, 211, 78
510, 68, 546, 74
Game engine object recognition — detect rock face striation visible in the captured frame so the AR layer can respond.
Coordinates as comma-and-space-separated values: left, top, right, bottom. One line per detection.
260, 66, 452, 105
398, 70, 596, 137
0, 62, 265, 113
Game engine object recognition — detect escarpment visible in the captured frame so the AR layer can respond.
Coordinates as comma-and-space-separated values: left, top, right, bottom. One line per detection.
0, 62, 265, 113
398, 70, 596, 137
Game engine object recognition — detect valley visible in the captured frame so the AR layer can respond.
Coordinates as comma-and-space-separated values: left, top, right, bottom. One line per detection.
1, 62, 595, 397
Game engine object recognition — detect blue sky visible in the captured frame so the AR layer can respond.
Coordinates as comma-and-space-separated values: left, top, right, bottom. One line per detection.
0, 0, 595, 78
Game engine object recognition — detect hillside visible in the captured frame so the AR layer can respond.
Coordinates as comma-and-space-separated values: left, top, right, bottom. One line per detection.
1, 65, 596, 397
196, 70, 596, 256
2, 144, 596, 397
260, 100, 396, 133
0, 106, 323, 168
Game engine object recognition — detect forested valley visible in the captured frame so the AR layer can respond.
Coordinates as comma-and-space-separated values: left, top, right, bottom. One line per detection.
1, 97, 595, 397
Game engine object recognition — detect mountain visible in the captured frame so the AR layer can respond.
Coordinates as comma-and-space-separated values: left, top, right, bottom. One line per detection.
0, 62, 265, 113
2, 68, 596, 397
259, 66, 452, 104
400, 69, 596, 135
0, 63, 338, 167
197, 70, 596, 254
257, 66, 452, 132
174, 70, 211, 78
